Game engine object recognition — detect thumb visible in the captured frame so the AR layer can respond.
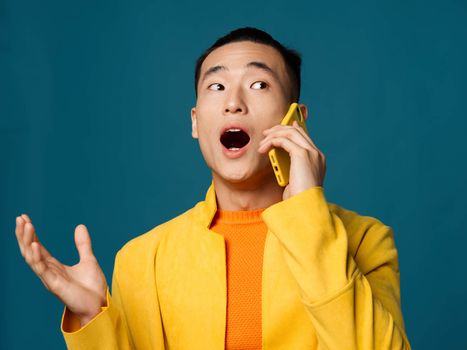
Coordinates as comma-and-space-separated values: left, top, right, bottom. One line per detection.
74, 224, 95, 261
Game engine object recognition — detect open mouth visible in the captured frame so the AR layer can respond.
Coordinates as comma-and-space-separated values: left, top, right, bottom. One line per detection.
220, 128, 250, 150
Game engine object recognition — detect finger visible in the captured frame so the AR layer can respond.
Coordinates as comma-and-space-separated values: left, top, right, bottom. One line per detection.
30, 241, 52, 261
74, 224, 95, 262
261, 124, 324, 160
31, 242, 56, 274
261, 124, 309, 144
39, 261, 61, 292
262, 124, 284, 135
15, 216, 26, 256
21, 213, 32, 224
263, 123, 304, 135
23, 222, 35, 264
263, 123, 322, 154
31, 241, 47, 279
292, 121, 322, 152
23, 219, 39, 244
258, 136, 307, 158
259, 128, 313, 152
31, 245, 65, 291
18, 217, 52, 258
23, 222, 51, 266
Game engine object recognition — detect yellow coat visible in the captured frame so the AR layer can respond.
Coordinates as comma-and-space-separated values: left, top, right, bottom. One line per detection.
62, 185, 411, 349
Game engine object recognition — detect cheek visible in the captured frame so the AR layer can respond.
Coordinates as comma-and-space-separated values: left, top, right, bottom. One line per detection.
195, 120, 219, 153
197, 93, 224, 110
196, 119, 217, 139
249, 97, 288, 123
255, 112, 286, 134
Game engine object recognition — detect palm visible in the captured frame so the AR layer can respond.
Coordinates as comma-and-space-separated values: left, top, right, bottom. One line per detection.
51, 257, 107, 317
15, 215, 107, 322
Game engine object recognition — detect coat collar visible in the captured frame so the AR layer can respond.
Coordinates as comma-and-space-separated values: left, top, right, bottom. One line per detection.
193, 181, 218, 228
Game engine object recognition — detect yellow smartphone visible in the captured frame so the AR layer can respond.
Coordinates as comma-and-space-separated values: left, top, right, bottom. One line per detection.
268, 103, 308, 187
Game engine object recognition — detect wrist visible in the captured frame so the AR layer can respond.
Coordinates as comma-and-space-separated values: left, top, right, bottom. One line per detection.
77, 308, 102, 327
77, 295, 107, 328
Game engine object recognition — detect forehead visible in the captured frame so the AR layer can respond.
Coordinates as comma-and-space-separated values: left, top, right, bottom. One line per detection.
200, 41, 288, 79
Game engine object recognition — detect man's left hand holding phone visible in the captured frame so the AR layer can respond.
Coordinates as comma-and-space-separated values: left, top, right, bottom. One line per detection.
257, 102, 326, 200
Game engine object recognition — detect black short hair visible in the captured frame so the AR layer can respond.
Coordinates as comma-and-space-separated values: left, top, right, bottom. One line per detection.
194, 27, 302, 102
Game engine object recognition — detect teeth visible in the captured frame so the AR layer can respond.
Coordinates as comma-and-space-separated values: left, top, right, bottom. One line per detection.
227, 128, 241, 132
229, 147, 240, 151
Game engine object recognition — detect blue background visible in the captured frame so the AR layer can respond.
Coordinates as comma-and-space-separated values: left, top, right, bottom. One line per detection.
2, 0, 466, 348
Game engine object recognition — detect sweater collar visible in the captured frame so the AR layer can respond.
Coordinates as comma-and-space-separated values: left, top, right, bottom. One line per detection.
194, 182, 273, 228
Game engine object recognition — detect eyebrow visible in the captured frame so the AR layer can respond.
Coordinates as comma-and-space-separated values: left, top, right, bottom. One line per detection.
200, 61, 280, 84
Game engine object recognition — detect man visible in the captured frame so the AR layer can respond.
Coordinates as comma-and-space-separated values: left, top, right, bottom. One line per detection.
15, 27, 411, 349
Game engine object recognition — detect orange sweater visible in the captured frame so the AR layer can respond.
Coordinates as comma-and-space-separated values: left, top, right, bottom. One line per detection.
210, 208, 267, 350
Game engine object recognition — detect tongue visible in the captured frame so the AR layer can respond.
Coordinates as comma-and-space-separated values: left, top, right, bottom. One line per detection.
220, 130, 250, 149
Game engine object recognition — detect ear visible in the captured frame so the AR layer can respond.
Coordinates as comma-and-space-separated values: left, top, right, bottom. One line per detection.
191, 107, 198, 139
298, 103, 309, 121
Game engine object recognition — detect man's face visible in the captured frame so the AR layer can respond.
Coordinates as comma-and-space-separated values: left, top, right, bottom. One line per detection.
191, 41, 294, 186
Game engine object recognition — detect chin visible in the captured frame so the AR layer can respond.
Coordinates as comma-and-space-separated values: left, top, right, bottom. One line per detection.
214, 163, 274, 188
218, 170, 251, 183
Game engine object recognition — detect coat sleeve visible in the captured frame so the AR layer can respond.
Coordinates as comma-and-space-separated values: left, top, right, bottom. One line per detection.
61, 252, 133, 350
261, 186, 411, 350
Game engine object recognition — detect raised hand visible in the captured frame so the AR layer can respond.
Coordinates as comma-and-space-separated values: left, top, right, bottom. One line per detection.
15, 214, 108, 327
258, 120, 326, 200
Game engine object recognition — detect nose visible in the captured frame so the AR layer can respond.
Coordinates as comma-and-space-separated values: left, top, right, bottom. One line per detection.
223, 86, 247, 115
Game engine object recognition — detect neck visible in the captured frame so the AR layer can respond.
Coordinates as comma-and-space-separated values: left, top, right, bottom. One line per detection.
212, 172, 284, 211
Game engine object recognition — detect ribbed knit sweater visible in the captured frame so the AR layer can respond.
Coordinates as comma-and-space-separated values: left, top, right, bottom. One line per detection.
210, 208, 267, 350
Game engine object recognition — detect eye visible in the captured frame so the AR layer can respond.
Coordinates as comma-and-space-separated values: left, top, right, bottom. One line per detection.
251, 81, 268, 90
208, 83, 225, 91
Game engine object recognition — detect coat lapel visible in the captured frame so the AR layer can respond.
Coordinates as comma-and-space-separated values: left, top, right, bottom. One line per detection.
156, 183, 227, 349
